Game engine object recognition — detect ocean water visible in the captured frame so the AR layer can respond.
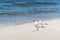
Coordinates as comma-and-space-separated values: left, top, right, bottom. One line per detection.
0, 0, 60, 26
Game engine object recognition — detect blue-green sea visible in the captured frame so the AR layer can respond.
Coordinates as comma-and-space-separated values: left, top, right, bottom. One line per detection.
0, 0, 60, 26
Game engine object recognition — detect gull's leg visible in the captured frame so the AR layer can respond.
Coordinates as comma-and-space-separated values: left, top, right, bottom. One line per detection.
36, 28, 39, 31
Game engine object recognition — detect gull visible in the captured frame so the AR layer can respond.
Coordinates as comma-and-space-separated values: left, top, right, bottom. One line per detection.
34, 20, 48, 31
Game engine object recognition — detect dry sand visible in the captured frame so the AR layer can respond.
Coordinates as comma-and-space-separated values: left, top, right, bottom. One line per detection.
0, 18, 60, 40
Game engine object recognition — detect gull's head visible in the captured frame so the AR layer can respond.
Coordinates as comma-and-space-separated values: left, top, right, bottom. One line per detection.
45, 22, 48, 25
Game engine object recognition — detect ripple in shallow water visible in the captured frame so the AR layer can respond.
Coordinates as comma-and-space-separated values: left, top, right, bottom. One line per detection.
12, 2, 58, 7
0, 8, 58, 16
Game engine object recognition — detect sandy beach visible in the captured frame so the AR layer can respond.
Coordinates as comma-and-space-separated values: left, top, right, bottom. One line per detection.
0, 18, 60, 40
